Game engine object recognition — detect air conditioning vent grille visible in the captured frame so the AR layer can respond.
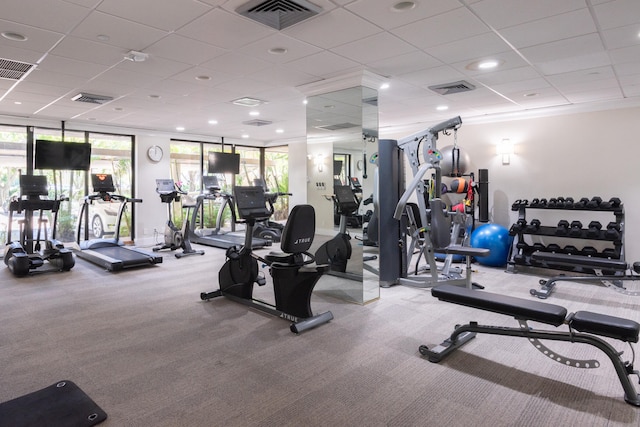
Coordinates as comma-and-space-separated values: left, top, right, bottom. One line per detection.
0, 58, 35, 81
316, 123, 358, 131
243, 119, 273, 126
71, 93, 114, 104
429, 80, 476, 95
237, 0, 321, 30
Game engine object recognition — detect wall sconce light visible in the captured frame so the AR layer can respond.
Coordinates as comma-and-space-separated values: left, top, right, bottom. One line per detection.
497, 138, 513, 165
308, 153, 326, 172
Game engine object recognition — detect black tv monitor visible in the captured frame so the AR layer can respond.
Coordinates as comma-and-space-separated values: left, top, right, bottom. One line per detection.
208, 152, 240, 174
35, 140, 92, 171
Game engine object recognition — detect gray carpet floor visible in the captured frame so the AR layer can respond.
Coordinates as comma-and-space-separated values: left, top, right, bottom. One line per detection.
2, 242, 640, 426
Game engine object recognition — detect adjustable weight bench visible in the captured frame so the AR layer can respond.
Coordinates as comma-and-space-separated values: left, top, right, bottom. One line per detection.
421, 284, 640, 406
530, 251, 640, 299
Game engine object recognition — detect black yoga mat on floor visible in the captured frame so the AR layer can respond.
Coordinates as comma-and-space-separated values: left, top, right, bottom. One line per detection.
0, 380, 107, 427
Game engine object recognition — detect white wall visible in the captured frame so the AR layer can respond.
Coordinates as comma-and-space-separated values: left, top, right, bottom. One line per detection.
402, 107, 640, 261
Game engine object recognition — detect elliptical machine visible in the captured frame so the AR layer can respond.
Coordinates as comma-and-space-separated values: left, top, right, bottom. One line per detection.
314, 185, 362, 281
153, 179, 204, 258
4, 175, 75, 276
200, 186, 333, 334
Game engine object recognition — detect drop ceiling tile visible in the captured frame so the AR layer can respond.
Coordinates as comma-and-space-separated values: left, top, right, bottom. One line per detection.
286, 51, 360, 79
117, 56, 193, 79
564, 87, 623, 103
0, 45, 45, 65
9, 81, 73, 97
392, 7, 490, 50
170, 66, 236, 88
367, 51, 441, 79
331, 32, 418, 65
93, 68, 164, 88
71, 11, 168, 50
0, 19, 65, 55
536, 51, 611, 75
97, 0, 212, 31
601, 24, 640, 50
51, 36, 137, 66
488, 78, 552, 95
37, 55, 110, 78
426, 33, 511, 65
2, 0, 91, 33
26, 69, 90, 89
472, 66, 542, 86
610, 45, 640, 65
235, 33, 323, 64
614, 62, 640, 76
345, 0, 460, 30
469, 0, 586, 29
593, 0, 640, 30
247, 65, 318, 87
497, 8, 596, 49
177, 8, 274, 50
146, 34, 227, 66
519, 33, 605, 63
546, 66, 616, 86
199, 53, 273, 77
284, 8, 381, 50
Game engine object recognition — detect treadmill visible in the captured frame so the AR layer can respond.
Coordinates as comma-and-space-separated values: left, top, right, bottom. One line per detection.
187, 175, 271, 250
75, 174, 163, 271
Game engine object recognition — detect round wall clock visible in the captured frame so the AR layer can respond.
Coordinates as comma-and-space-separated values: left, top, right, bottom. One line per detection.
147, 145, 163, 162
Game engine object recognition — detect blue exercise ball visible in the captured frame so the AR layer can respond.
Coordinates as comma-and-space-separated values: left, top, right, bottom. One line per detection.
470, 223, 512, 267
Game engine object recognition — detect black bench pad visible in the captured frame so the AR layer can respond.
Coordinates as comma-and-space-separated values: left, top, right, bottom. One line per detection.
432, 284, 567, 327
531, 251, 628, 271
571, 311, 640, 343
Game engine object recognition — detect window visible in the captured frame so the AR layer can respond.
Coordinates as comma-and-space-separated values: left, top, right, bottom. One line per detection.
0, 125, 27, 244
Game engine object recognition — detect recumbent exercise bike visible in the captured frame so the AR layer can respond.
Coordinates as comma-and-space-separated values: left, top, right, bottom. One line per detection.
200, 186, 333, 333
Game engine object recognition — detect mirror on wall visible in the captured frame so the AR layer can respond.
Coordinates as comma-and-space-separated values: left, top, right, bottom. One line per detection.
306, 86, 379, 305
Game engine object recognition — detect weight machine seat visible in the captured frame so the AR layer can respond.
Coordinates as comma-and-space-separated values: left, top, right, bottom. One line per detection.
429, 199, 490, 259
432, 284, 640, 341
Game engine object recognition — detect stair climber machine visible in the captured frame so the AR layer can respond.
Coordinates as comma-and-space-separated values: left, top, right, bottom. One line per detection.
4, 175, 75, 277
200, 185, 333, 333
188, 175, 271, 250
315, 184, 363, 282
152, 179, 204, 258
76, 174, 162, 271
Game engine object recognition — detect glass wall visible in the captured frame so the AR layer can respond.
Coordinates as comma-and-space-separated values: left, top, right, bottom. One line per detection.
265, 146, 289, 222
0, 125, 27, 244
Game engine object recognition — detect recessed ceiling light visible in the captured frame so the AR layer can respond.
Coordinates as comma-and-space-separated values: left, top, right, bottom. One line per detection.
466, 59, 504, 71
241, 134, 250, 139
276, 129, 284, 133
176, 126, 185, 131
14, 101, 21, 105
391, 1, 416, 12
196, 75, 211, 81
436, 105, 449, 111
249, 111, 260, 116
208, 119, 218, 125
268, 47, 288, 55
96, 34, 110, 42
303, 99, 308, 105
380, 83, 390, 90
1, 31, 27, 42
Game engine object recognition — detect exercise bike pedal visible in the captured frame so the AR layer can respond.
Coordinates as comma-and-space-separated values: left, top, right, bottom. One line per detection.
256, 274, 266, 286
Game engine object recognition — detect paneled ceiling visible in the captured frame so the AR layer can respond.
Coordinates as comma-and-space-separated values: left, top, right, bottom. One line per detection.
0, 0, 638, 143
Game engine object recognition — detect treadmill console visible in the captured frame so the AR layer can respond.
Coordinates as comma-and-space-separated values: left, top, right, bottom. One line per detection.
92, 174, 116, 193
19, 175, 49, 197
203, 175, 220, 193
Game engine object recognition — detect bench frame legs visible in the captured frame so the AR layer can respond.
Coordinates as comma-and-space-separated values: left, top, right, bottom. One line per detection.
420, 320, 640, 406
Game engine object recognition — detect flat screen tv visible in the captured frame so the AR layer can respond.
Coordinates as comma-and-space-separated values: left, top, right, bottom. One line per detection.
208, 152, 240, 174
35, 140, 92, 171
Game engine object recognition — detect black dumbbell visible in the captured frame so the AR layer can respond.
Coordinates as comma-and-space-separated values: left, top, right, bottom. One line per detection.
581, 246, 598, 257
569, 220, 583, 236
538, 198, 548, 207
601, 248, 618, 259
605, 222, 621, 240
586, 221, 602, 238
563, 245, 580, 255
509, 218, 527, 235
525, 219, 541, 233
562, 197, 574, 208
511, 199, 525, 210
556, 220, 570, 236
546, 243, 562, 253
573, 197, 590, 209
586, 196, 602, 209
609, 197, 622, 208
548, 198, 558, 208
529, 198, 540, 208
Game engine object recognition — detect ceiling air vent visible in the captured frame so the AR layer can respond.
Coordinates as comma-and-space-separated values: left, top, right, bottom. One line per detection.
237, 0, 322, 30
243, 119, 273, 126
428, 80, 476, 95
316, 123, 359, 131
232, 97, 267, 107
71, 93, 114, 104
0, 58, 35, 81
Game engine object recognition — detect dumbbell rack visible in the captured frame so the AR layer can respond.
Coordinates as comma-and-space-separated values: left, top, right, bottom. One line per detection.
506, 197, 625, 274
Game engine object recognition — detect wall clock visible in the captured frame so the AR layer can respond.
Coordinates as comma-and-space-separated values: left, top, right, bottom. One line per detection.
147, 145, 163, 162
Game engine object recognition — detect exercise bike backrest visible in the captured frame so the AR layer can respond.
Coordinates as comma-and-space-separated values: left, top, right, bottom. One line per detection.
280, 204, 316, 255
